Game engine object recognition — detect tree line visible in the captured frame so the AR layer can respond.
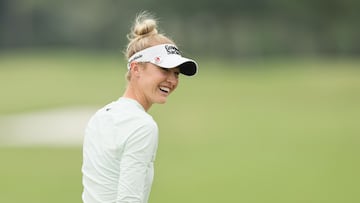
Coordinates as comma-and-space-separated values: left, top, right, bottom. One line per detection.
1, 0, 359, 58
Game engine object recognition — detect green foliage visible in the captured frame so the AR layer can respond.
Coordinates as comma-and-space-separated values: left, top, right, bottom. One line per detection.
0, 52, 360, 202
1, 0, 360, 56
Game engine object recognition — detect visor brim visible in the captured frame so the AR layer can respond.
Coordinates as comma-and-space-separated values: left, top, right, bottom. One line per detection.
150, 56, 198, 76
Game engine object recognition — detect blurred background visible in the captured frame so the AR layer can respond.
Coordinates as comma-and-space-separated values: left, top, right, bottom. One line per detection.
0, 0, 359, 203
1, 0, 360, 57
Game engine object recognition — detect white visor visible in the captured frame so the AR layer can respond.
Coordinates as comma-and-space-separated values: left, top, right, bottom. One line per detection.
127, 44, 198, 76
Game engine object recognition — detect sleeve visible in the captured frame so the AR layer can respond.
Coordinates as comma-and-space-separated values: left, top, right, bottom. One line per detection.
116, 120, 158, 203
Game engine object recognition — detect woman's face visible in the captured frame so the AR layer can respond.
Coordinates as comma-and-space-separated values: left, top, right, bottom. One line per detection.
137, 63, 180, 106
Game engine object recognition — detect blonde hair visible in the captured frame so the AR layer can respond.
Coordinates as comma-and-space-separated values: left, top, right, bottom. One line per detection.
125, 11, 175, 80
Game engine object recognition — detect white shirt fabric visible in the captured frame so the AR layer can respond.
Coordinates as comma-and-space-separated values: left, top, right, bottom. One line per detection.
82, 97, 158, 203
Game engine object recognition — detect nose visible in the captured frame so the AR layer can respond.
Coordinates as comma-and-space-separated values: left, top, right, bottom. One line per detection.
167, 71, 179, 86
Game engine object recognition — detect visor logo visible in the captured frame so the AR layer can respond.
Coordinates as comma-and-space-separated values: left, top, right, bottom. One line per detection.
154, 56, 162, 64
165, 45, 181, 55
129, 54, 143, 63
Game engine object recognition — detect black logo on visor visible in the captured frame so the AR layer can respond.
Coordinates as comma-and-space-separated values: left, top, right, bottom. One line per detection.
165, 45, 181, 55
129, 54, 143, 63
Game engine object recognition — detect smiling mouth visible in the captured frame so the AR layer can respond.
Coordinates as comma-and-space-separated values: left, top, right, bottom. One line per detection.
159, 86, 170, 94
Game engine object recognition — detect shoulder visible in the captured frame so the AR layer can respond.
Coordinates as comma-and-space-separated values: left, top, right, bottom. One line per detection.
86, 99, 158, 132
137, 117, 158, 133
113, 98, 157, 126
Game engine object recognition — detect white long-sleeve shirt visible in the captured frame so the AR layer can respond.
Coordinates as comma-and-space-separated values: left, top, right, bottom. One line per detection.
82, 97, 158, 203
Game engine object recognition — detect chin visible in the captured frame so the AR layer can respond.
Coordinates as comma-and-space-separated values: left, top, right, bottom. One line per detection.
155, 98, 168, 104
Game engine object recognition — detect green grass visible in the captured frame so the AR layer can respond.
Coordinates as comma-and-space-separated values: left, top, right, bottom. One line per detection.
0, 147, 82, 203
0, 50, 126, 114
0, 51, 360, 202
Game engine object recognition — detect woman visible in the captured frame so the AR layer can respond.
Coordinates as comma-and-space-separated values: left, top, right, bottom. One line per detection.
81, 12, 198, 203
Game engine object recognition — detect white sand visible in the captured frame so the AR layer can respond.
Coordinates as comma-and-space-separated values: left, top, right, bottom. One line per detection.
0, 106, 98, 146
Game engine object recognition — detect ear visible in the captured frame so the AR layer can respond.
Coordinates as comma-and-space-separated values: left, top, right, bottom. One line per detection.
129, 62, 141, 77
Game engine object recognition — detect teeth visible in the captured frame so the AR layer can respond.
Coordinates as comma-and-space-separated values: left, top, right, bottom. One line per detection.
159, 87, 170, 93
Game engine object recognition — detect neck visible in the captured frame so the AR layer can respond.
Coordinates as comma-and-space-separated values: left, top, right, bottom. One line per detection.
122, 85, 152, 111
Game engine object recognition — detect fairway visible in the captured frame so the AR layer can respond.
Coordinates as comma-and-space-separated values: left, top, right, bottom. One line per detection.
0, 51, 360, 203
0, 147, 82, 203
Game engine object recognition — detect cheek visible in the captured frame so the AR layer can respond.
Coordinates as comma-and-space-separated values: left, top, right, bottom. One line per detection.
173, 79, 179, 90
141, 71, 162, 86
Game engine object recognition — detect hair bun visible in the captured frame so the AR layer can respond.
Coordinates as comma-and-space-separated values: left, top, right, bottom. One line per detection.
134, 19, 158, 36
129, 12, 158, 39
125, 11, 174, 60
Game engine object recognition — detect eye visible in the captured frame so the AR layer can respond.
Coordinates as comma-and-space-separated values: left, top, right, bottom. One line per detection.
160, 67, 180, 78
